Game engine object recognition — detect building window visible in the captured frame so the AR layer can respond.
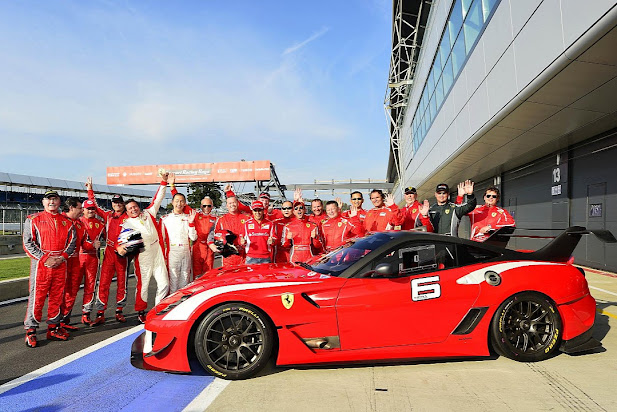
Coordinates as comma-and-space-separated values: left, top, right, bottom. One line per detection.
409, 0, 501, 153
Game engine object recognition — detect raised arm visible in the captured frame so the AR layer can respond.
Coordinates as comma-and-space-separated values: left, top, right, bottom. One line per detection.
146, 172, 169, 217
86, 177, 110, 219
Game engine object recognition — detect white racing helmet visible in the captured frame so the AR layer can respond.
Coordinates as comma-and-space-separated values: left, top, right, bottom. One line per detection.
117, 227, 144, 255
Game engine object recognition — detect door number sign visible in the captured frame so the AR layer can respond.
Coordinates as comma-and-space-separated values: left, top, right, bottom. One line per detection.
411, 276, 441, 301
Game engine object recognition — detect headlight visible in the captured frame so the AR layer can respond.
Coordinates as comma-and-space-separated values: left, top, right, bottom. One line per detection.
155, 293, 192, 315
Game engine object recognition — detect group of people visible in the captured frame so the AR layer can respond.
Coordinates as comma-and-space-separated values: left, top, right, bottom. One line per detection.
22, 173, 514, 348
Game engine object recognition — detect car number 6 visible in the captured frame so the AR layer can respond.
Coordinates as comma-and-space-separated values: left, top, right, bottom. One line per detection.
411, 276, 441, 301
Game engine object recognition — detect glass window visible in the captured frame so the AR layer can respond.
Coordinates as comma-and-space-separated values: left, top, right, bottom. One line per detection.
422, 88, 429, 113
429, 93, 437, 122
434, 49, 443, 73
439, 35, 451, 68
442, 56, 454, 94
448, 0, 464, 45
426, 95, 432, 120
427, 68, 435, 96
464, 0, 483, 53
462, 0, 474, 19
435, 76, 444, 110
482, 0, 499, 21
451, 32, 466, 77
456, 244, 501, 265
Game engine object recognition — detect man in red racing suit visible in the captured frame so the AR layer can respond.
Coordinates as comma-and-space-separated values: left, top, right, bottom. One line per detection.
87, 177, 130, 325
400, 186, 433, 231
215, 195, 250, 266
272, 200, 295, 263
282, 201, 323, 263
23, 190, 77, 348
468, 185, 515, 242
240, 200, 276, 264
79, 199, 105, 325
321, 200, 361, 252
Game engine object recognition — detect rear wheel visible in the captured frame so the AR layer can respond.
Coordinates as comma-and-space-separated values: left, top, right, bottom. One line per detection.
490, 292, 562, 362
194, 303, 274, 380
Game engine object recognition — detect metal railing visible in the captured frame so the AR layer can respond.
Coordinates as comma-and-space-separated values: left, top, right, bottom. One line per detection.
0, 205, 43, 234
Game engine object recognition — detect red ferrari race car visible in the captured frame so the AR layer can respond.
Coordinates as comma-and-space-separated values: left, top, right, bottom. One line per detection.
131, 226, 614, 380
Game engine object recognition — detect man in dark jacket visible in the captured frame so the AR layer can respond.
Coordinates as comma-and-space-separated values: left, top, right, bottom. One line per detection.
428, 180, 476, 236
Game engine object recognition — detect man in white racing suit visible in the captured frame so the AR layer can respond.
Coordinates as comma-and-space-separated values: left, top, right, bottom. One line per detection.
162, 192, 197, 293
117, 174, 169, 323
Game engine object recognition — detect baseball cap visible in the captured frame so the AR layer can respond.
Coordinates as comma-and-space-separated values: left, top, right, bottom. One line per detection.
82, 199, 96, 209
258, 192, 271, 201
404, 186, 417, 194
251, 200, 265, 210
43, 190, 60, 198
293, 200, 305, 208
111, 194, 125, 203
435, 183, 449, 193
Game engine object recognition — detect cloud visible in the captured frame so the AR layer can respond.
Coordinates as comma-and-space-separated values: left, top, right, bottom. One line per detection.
283, 26, 330, 55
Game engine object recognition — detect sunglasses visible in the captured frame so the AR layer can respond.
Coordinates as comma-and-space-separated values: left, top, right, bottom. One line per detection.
253, 208, 264, 212
351, 197, 363, 201
485, 194, 498, 199
201, 205, 213, 208
281, 207, 293, 210
294, 206, 304, 210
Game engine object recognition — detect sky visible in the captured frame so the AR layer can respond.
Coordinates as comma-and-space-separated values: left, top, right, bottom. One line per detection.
0, 0, 393, 197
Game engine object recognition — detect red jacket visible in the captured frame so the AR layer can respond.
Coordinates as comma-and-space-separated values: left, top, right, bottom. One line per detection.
215, 212, 250, 253
353, 204, 403, 234
401, 201, 434, 231
63, 214, 90, 258
469, 205, 516, 242
242, 217, 276, 259
225, 189, 283, 220
88, 189, 128, 249
80, 216, 105, 255
23, 211, 76, 263
321, 216, 359, 251
273, 216, 295, 263
282, 218, 323, 263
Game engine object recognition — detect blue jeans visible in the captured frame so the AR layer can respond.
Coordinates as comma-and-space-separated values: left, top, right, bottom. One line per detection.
245, 257, 271, 265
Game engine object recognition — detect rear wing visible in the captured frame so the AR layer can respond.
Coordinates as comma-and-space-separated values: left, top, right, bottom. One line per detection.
485, 226, 616, 262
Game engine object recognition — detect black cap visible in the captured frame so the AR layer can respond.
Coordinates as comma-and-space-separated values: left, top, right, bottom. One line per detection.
404, 186, 417, 194
111, 194, 125, 203
435, 183, 449, 193
43, 190, 60, 198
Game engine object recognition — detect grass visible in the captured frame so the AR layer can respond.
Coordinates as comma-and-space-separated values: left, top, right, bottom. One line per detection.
0, 257, 31, 281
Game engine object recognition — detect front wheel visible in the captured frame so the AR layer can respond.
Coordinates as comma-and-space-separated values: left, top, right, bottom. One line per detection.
490, 292, 562, 362
194, 303, 274, 380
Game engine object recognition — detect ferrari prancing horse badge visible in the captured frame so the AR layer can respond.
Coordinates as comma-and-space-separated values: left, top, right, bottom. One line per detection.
281, 293, 294, 309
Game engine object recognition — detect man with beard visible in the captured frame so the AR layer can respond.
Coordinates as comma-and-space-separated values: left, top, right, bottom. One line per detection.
116, 174, 169, 323
23, 190, 77, 348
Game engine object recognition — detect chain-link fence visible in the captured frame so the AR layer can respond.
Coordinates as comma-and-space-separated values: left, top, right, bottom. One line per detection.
0, 205, 43, 234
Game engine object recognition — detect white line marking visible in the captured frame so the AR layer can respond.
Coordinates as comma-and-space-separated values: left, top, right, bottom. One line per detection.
0, 325, 143, 395
182, 378, 231, 412
590, 286, 617, 298
456, 261, 561, 284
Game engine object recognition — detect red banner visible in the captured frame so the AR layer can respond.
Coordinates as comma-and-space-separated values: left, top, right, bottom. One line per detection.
106, 161, 271, 185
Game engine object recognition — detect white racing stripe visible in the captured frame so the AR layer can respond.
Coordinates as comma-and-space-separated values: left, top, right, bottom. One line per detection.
590, 286, 617, 298
456, 261, 563, 285
0, 325, 143, 395
183, 378, 231, 411
163, 281, 318, 321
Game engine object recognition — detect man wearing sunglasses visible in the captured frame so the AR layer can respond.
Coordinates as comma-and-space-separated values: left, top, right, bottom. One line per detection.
468, 185, 515, 242
342, 191, 367, 223
240, 200, 276, 264
282, 201, 323, 263
428, 180, 477, 236
272, 200, 295, 263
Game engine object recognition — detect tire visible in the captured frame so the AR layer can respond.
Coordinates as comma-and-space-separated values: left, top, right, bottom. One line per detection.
194, 303, 274, 380
490, 292, 562, 362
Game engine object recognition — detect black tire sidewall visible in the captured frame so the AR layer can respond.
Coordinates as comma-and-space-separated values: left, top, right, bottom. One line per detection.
490, 291, 562, 362
195, 303, 274, 380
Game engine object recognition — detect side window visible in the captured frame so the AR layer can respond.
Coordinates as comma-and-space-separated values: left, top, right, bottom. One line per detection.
456, 244, 501, 265
400, 245, 437, 274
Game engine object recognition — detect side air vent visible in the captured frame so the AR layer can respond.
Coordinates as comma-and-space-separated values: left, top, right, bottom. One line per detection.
301, 293, 320, 308
452, 307, 489, 335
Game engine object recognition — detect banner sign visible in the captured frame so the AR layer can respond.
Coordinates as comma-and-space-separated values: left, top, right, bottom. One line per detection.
106, 161, 271, 185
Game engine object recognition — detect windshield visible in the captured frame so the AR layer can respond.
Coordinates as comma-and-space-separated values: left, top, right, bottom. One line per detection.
312, 233, 395, 277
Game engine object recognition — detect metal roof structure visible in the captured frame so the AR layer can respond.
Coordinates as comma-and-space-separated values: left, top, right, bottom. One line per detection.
0, 172, 154, 200
384, 0, 433, 189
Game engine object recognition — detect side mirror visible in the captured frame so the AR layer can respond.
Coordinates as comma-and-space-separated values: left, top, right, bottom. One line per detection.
374, 263, 398, 277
